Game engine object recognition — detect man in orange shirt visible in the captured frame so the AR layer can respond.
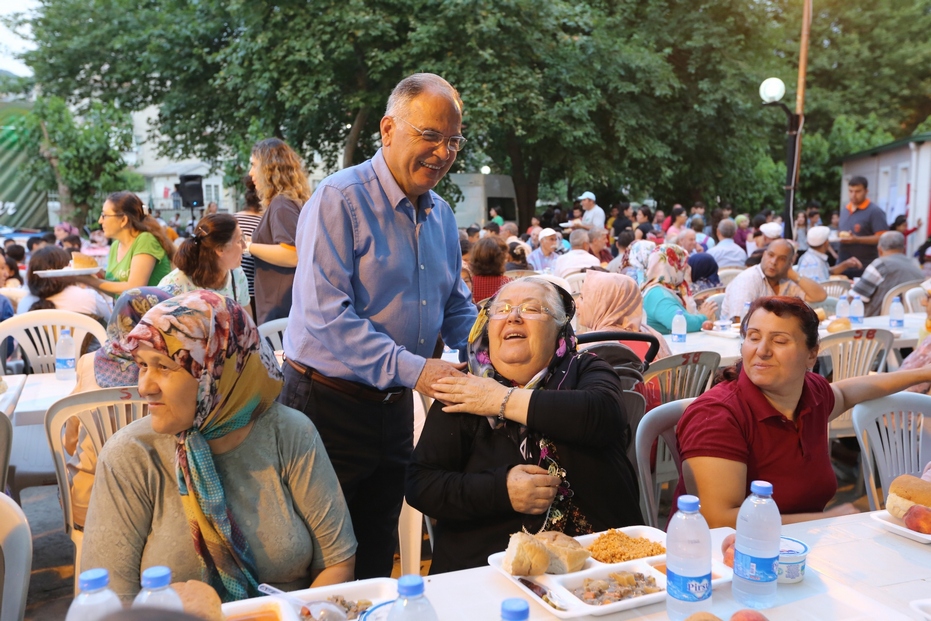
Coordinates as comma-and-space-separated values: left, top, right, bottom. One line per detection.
837, 176, 887, 278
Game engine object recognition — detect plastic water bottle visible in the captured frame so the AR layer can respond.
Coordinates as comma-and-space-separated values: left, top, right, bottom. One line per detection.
836, 296, 850, 319
740, 301, 751, 323
55, 328, 76, 381
132, 566, 183, 611
386, 575, 439, 621
66, 568, 124, 621
849, 295, 864, 325
501, 598, 529, 621
889, 296, 905, 328
671, 310, 687, 343
732, 481, 781, 609
665, 495, 713, 620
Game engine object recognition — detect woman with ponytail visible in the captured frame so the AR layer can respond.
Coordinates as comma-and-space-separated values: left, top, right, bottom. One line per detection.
77, 192, 175, 296
158, 213, 250, 311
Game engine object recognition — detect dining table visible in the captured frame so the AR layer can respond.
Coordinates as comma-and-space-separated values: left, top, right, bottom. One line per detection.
663, 312, 925, 368
7, 372, 77, 426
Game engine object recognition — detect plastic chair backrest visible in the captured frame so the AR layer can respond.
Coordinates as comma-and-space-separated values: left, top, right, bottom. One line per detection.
0, 413, 10, 497
822, 279, 851, 298
852, 393, 931, 511
0, 310, 107, 374
819, 328, 894, 438
880, 279, 924, 316
635, 398, 695, 528
705, 293, 726, 320
642, 352, 721, 402
717, 268, 743, 287
504, 270, 538, 279
693, 287, 725, 304
565, 272, 587, 295
904, 287, 928, 313
45, 388, 148, 544
808, 296, 838, 317
0, 492, 31, 621
257, 317, 289, 352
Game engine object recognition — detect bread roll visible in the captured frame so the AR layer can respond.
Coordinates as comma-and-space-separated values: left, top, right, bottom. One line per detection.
886, 474, 931, 519
71, 252, 98, 269
171, 580, 224, 621
684, 613, 724, 621
826, 317, 851, 333
534, 531, 591, 573
502, 532, 550, 576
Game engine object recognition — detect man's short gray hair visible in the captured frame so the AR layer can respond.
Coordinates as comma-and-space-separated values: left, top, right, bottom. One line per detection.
717, 218, 736, 238
501, 221, 519, 237
385, 73, 464, 118
569, 229, 589, 248
497, 277, 569, 326
587, 227, 607, 243
878, 230, 906, 252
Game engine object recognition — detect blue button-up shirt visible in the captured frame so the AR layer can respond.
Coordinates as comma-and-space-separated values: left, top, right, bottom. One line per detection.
285, 149, 476, 390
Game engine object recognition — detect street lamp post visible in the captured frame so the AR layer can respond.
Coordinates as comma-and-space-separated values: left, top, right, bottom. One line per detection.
760, 77, 801, 240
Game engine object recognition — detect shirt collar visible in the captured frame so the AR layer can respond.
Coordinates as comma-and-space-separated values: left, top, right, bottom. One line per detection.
371, 148, 437, 217
806, 247, 828, 260
737, 367, 824, 422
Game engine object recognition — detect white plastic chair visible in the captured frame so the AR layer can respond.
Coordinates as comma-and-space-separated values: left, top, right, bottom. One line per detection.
904, 286, 928, 313
257, 317, 289, 352
880, 279, 924, 315
704, 293, 726, 320
819, 328, 894, 439
0, 404, 11, 495
821, 279, 851, 299
635, 398, 695, 528
0, 310, 107, 375
399, 390, 435, 576
45, 387, 148, 592
565, 272, 587, 296
717, 268, 743, 287
642, 351, 721, 403
808, 296, 838, 317
504, 270, 538, 279
0, 492, 31, 621
852, 393, 931, 511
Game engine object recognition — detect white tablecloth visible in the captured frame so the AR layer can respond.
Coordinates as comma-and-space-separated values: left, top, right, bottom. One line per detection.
12, 373, 76, 426
0, 375, 26, 418
664, 312, 925, 367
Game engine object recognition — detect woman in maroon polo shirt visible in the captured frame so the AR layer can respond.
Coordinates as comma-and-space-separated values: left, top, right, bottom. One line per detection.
674, 296, 931, 528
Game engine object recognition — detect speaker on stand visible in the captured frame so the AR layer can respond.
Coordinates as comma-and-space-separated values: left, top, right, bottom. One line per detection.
178, 175, 204, 232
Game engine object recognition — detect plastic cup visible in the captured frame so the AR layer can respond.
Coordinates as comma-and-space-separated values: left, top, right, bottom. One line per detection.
777, 536, 809, 583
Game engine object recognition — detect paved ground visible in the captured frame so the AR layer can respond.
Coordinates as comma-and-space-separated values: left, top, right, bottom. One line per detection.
22, 465, 871, 619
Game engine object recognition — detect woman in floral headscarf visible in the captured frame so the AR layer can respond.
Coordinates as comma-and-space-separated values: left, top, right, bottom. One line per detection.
641, 244, 718, 334
82, 291, 356, 603
620, 240, 655, 287
406, 277, 642, 573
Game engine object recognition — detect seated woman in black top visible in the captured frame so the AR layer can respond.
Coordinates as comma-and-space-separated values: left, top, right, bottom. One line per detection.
406, 277, 642, 573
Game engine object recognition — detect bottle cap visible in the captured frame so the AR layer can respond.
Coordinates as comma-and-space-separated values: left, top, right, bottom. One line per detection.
677, 494, 700, 512
61, 328, 71, 336
397, 574, 425, 597
140, 565, 172, 589
78, 568, 110, 591
894, 296, 901, 303
750, 480, 773, 496
501, 598, 530, 620
675, 310, 684, 315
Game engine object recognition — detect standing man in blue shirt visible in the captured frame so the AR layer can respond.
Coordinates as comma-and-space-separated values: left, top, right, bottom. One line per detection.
280, 73, 477, 579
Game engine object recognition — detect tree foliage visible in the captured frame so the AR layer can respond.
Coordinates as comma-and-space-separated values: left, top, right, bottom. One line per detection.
12, 0, 931, 225
15, 96, 135, 225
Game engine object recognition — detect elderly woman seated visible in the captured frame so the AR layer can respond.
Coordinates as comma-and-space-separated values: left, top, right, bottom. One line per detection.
641, 244, 717, 334
675, 296, 931, 528
82, 291, 356, 602
406, 277, 642, 573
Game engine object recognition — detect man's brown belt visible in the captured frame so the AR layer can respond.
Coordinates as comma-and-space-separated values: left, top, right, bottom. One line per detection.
284, 356, 405, 404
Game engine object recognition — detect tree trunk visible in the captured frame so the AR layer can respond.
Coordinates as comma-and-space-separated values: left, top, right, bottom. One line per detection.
506, 132, 542, 229
342, 106, 370, 169
38, 119, 77, 225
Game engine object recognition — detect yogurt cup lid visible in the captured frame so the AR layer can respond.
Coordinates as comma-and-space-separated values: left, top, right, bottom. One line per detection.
779, 536, 809, 557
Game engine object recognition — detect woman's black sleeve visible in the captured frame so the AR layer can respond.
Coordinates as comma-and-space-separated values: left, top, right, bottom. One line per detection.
526, 356, 626, 447
405, 403, 516, 520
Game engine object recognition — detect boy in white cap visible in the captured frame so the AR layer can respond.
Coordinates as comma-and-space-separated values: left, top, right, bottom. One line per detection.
797, 225, 862, 282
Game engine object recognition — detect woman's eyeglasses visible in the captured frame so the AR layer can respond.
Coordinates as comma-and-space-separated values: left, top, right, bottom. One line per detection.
487, 301, 554, 320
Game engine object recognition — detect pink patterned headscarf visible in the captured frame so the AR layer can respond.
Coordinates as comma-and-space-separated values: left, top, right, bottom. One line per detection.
642, 244, 697, 313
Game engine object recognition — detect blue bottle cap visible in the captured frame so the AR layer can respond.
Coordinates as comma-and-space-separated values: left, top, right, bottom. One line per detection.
675, 309, 684, 315
140, 565, 172, 589
78, 568, 110, 591
397, 574, 425, 597
501, 598, 530, 620
677, 494, 700, 512
894, 296, 901, 303
750, 480, 773, 496
61, 328, 71, 336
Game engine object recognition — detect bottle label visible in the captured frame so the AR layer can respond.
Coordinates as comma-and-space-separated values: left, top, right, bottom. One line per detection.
734, 550, 778, 583
890, 318, 904, 328
666, 569, 711, 602
672, 333, 686, 343
56, 357, 75, 371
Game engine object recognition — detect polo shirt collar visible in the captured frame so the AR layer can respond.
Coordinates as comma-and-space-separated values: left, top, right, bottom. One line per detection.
737, 366, 825, 423
371, 148, 438, 217
806, 248, 828, 261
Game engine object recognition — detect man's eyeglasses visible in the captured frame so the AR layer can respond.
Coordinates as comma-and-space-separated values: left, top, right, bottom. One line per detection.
487, 301, 554, 320
393, 116, 467, 152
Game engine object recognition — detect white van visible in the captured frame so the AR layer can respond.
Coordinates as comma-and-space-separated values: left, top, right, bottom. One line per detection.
447, 173, 517, 229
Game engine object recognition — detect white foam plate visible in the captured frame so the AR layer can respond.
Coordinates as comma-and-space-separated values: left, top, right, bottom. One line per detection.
869, 510, 931, 544
487, 526, 731, 618
700, 328, 741, 339
910, 598, 931, 620
559, 222, 574, 228
35, 266, 101, 277
221, 577, 397, 620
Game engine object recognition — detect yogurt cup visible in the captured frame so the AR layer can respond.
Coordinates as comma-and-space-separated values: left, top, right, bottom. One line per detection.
777, 536, 809, 583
